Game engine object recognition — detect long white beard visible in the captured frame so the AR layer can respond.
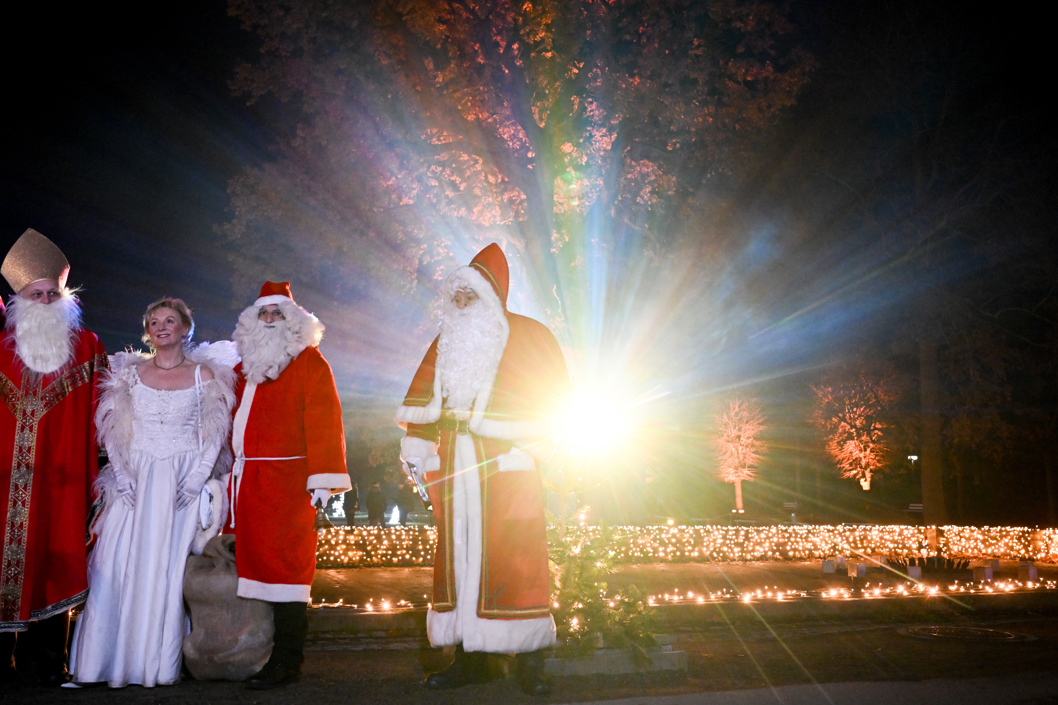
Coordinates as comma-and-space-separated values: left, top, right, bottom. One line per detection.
233, 302, 324, 384
5, 293, 81, 374
437, 299, 507, 412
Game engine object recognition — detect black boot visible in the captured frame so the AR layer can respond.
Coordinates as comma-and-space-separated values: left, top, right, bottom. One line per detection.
424, 644, 489, 689
246, 602, 307, 690
514, 649, 551, 696
21, 612, 70, 687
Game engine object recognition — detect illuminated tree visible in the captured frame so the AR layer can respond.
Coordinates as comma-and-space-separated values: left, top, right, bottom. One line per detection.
714, 398, 766, 512
222, 0, 813, 326
812, 368, 898, 491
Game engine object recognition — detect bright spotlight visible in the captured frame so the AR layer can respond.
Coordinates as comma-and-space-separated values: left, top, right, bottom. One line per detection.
559, 385, 635, 458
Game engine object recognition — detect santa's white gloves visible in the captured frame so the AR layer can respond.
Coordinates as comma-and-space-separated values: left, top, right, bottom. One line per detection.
311, 488, 331, 509
114, 471, 136, 509
400, 437, 438, 480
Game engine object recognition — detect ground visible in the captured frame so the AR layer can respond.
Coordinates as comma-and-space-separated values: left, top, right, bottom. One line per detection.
7, 562, 1058, 703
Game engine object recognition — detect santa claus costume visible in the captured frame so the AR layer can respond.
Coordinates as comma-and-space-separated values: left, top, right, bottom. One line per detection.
396, 243, 569, 694
0, 229, 107, 685
227, 281, 349, 688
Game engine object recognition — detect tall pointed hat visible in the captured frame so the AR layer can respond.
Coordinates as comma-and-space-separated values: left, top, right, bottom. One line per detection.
467, 243, 509, 308
2, 229, 70, 293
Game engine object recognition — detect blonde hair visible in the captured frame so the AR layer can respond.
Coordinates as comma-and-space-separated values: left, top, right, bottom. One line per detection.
142, 297, 195, 347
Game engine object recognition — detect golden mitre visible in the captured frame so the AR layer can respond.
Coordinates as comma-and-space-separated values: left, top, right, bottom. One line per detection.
2, 229, 70, 293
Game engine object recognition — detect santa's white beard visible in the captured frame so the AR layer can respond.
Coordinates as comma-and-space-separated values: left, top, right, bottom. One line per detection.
437, 299, 507, 412
5, 293, 81, 374
235, 317, 299, 384
234, 300, 325, 384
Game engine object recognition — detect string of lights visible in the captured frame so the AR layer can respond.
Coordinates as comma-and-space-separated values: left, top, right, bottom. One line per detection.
315, 524, 1058, 568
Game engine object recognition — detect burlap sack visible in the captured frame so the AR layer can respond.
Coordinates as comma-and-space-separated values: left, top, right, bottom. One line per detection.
182, 535, 273, 681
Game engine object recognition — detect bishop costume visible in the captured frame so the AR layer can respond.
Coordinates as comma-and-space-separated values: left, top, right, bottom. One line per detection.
0, 230, 107, 685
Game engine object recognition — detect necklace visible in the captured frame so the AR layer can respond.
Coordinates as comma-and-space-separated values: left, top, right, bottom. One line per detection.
152, 354, 186, 371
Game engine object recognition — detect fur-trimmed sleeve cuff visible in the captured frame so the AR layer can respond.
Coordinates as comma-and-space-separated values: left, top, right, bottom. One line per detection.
469, 417, 556, 443
401, 435, 438, 463
306, 473, 353, 492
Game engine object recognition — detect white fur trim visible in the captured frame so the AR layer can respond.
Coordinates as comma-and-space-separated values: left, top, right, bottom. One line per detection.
400, 436, 438, 462
231, 382, 256, 460
496, 447, 536, 472
306, 473, 352, 492
426, 435, 555, 652
471, 417, 556, 442
254, 294, 291, 306
427, 609, 556, 653
237, 577, 311, 603
191, 476, 229, 556
445, 265, 505, 319
395, 401, 441, 426
424, 455, 441, 473
395, 358, 445, 428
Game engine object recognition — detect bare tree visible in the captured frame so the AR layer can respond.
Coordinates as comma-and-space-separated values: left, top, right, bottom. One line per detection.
715, 398, 766, 513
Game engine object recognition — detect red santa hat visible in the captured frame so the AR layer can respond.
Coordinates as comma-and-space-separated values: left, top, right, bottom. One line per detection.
254, 280, 295, 307
466, 243, 509, 309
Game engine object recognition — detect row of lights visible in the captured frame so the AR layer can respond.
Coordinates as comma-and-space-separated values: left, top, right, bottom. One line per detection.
312, 578, 1058, 613
315, 524, 1058, 567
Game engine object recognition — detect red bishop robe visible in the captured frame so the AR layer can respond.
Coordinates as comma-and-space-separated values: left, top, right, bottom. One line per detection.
227, 346, 348, 603
399, 312, 570, 620
0, 328, 107, 632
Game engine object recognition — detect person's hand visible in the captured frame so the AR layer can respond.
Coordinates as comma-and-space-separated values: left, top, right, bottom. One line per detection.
311, 488, 331, 509
115, 472, 135, 510
177, 466, 211, 509
176, 482, 201, 509
403, 457, 424, 483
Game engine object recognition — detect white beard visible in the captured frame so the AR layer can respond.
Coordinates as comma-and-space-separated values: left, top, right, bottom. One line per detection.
436, 297, 507, 412
234, 301, 324, 384
5, 293, 81, 374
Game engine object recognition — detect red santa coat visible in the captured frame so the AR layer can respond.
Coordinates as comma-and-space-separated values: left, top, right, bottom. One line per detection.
0, 328, 107, 631
397, 250, 569, 622
228, 346, 348, 603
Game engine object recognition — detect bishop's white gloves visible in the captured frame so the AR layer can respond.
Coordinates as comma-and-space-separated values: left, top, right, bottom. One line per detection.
311, 488, 331, 509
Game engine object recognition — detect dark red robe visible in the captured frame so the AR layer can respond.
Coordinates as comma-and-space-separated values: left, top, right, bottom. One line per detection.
0, 328, 107, 631
399, 313, 570, 619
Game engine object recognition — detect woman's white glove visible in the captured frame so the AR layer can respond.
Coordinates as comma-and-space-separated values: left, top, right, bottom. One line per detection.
177, 478, 206, 509
177, 464, 213, 509
179, 445, 222, 509
115, 471, 136, 510
311, 488, 331, 509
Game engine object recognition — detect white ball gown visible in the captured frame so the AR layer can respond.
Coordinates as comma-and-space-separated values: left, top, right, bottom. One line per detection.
70, 355, 234, 688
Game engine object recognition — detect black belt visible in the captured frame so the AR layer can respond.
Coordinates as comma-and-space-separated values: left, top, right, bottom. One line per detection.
439, 412, 470, 434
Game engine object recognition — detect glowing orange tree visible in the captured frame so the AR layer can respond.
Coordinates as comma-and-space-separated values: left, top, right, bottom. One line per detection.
812, 371, 896, 491
715, 398, 766, 513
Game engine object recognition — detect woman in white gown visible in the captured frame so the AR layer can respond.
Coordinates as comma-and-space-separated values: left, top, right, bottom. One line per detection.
70, 298, 235, 687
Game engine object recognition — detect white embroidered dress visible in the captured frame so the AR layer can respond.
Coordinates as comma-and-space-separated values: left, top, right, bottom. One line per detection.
70, 365, 223, 687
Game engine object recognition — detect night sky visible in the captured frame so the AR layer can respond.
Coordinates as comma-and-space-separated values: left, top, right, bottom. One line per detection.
1, 2, 1054, 519
2, 1, 266, 346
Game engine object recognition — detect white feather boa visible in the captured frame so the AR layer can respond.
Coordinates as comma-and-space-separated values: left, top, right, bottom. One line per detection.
94, 342, 238, 504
